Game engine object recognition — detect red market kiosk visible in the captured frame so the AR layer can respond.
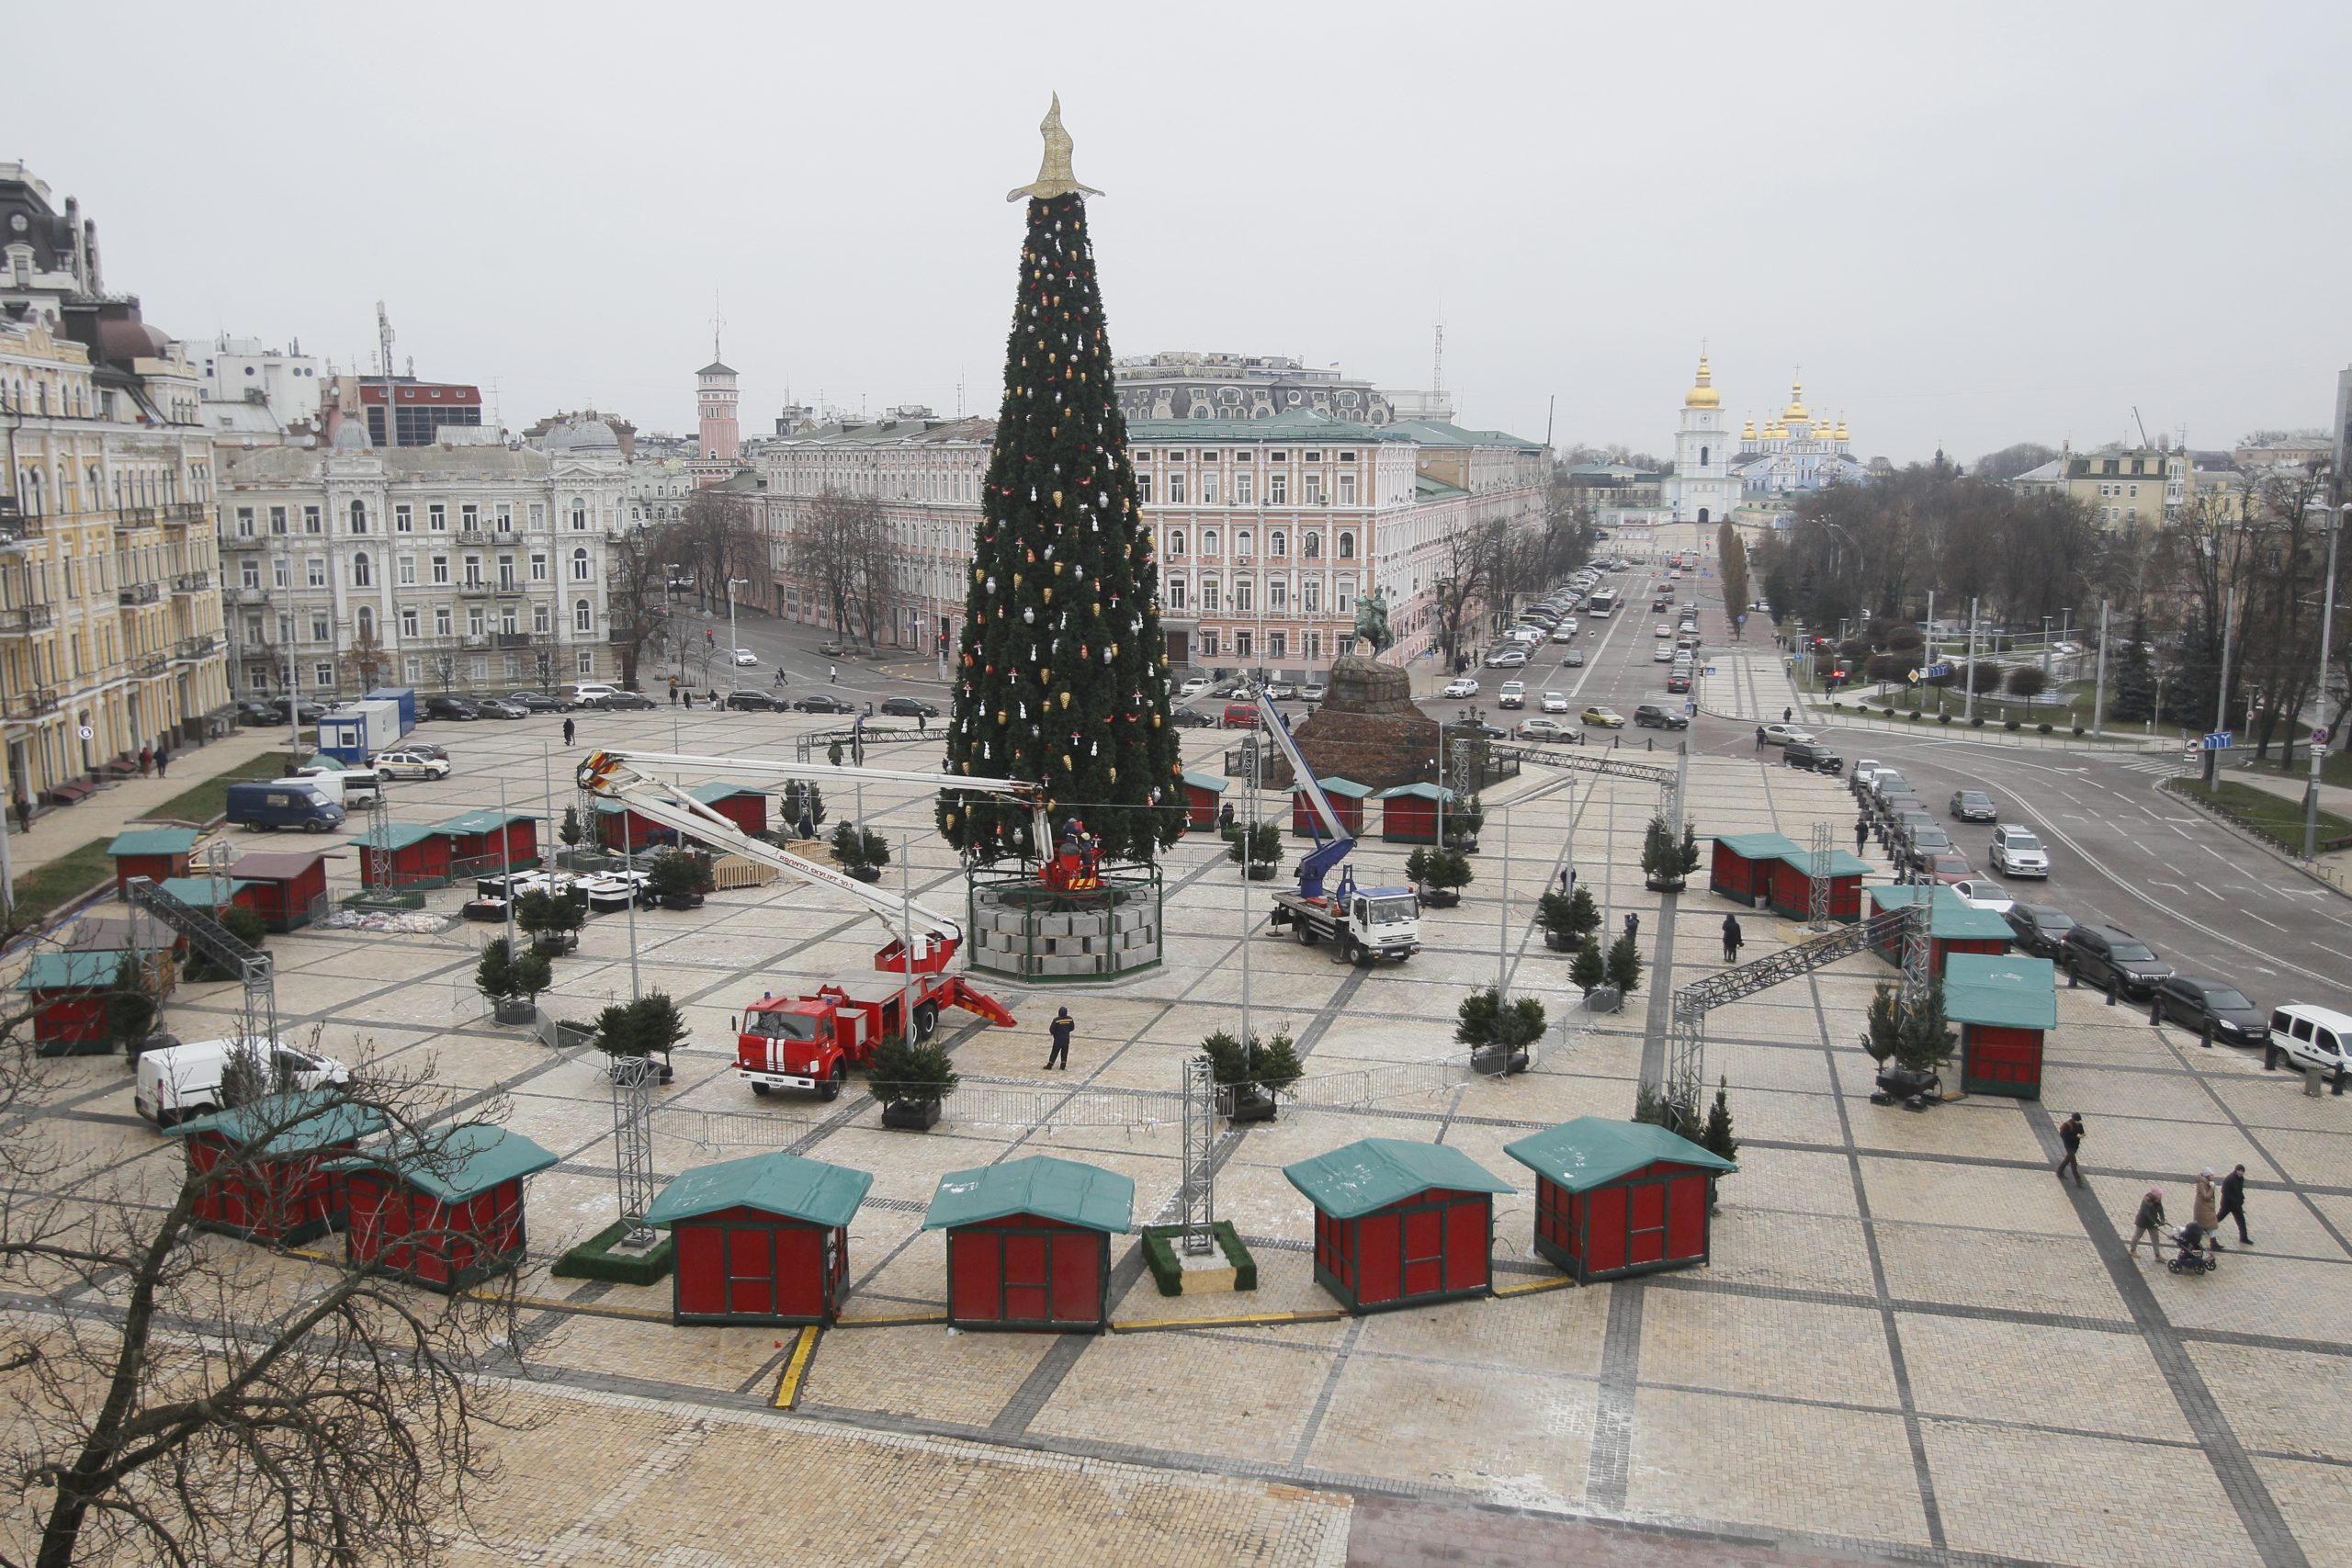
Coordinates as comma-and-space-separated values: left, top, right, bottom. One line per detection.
645, 1151, 872, 1327
1944, 953, 2058, 1100
337, 1123, 558, 1292
1503, 1117, 1736, 1284
107, 828, 199, 897
168, 1091, 385, 1247
1284, 1137, 1514, 1314
1179, 769, 1228, 832
1294, 776, 1372, 837
16, 950, 147, 1054
1375, 782, 1456, 845
228, 849, 333, 931
687, 783, 770, 838
925, 1155, 1133, 1333
1709, 832, 1801, 905
435, 809, 541, 875
351, 823, 452, 890
1762, 846, 1872, 922
1867, 884, 2012, 977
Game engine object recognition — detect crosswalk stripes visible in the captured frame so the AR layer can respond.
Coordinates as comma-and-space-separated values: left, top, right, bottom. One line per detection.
2120, 758, 2186, 775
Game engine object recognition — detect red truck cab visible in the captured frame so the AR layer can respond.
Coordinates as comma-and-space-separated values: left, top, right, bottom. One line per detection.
736, 976, 1015, 1100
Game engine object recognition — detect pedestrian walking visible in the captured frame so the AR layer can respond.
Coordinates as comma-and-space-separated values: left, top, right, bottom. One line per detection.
916, 711, 927, 735
1045, 1006, 1074, 1071
1854, 816, 1870, 855
683, 691, 694, 709
2130, 1188, 2168, 1260
828, 664, 838, 684
562, 716, 576, 748
138, 744, 153, 777
2217, 1163, 2251, 1245
2055, 1112, 2086, 1187
1722, 914, 1744, 964
670, 686, 679, 705
153, 745, 168, 779
2193, 1168, 2222, 1247
12, 793, 29, 837
1782, 705, 1792, 723
797, 810, 815, 840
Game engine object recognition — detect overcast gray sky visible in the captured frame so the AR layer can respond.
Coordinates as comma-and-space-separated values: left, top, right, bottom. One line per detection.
15, 2, 2349, 463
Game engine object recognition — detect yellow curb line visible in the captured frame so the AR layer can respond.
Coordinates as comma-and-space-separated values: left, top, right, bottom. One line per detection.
1493, 1276, 1575, 1298
773, 1325, 821, 1408
1109, 1309, 1348, 1334
832, 1313, 951, 1328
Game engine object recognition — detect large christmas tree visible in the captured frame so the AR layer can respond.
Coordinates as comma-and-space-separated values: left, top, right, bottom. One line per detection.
938, 101, 1182, 865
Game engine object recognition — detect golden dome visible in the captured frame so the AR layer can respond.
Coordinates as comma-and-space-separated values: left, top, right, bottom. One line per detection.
1683, 354, 1720, 409
1782, 378, 1809, 423
1834, 418, 1849, 442
1740, 418, 1757, 441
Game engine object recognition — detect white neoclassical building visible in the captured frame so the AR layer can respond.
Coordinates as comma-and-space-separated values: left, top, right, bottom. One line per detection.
214, 421, 628, 699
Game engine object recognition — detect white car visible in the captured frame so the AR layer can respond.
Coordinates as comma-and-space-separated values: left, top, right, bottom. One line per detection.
1948, 879, 2015, 915
731, 648, 760, 666
1179, 676, 1212, 698
1442, 677, 1479, 699
1301, 682, 1328, 702
1516, 717, 1583, 743
1265, 681, 1296, 699
1653, 645, 1675, 662
1655, 624, 1674, 638
1759, 724, 1815, 746
1989, 824, 2051, 877
564, 682, 618, 705
371, 748, 452, 781
1497, 680, 1527, 708
1484, 648, 1528, 669
1541, 691, 1569, 714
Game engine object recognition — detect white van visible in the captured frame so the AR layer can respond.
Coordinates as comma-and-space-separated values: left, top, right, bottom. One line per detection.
134, 1038, 350, 1127
564, 682, 618, 705
286, 764, 382, 806
2267, 1003, 2352, 1081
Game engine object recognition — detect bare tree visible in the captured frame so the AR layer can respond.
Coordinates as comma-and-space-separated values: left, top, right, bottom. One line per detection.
602, 529, 674, 691
785, 487, 887, 647
1429, 518, 1510, 672
347, 620, 390, 694
1, 980, 528, 1567
678, 489, 765, 618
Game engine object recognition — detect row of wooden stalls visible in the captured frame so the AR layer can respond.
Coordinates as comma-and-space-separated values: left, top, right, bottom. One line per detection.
642, 1122, 1736, 1331
350, 809, 540, 891
107, 829, 333, 931
1708, 835, 2063, 1100
1177, 773, 1458, 844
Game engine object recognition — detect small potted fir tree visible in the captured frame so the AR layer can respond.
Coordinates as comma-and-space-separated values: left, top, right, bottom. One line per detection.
1537, 884, 1600, 953
475, 936, 542, 1026
1406, 846, 1474, 909
1201, 1028, 1304, 1122
594, 989, 686, 1084
871, 1032, 959, 1130
1455, 987, 1544, 1076
648, 851, 713, 909
1227, 819, 1283, 880
516, 886, 585, 957
1446, 793, 1486, 854
831, 821, 889, 884
1641, 812, 1698, 892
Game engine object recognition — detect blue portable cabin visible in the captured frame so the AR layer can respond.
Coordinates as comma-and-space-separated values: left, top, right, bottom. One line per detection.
363, 687, 418, 735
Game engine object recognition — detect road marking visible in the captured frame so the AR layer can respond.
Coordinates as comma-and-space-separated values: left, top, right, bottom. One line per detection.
2241, 912, 2286, 931
2152, 880, 2191, 896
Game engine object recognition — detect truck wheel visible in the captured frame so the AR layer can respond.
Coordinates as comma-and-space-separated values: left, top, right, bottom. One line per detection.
1295, 923, 1317, 946
820, 1065, 845, 1102
914, 1003, 939, 1041
750, 1082, 771, 1097
1345, 937, 1366, 966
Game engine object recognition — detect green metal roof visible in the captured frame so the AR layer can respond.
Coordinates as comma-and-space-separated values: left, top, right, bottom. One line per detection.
155, 876, 254, 908
922, 1155, 1134, 1235
1381, 419, 1546, 452
107, 828, 200, 857
1375, 782, 1456, 804
1415, 474, 1469, 500
1503, 1117, 1736, 1192
167, 1090, 386, 1153
331, 1122, 559, 1203
1869, 883, 2013, 941
435, 808, 537, 836
1124, 409, 1413, 445
1310, 776, 1374, 799
17, 951, 130, 991
687, 783, 763, 805
1773, 847, 1873, 877
349, 823, 436, 851
1714, 831, 1802, 860
1283, 1137, 1514, 1220
1179, 770, 1229, 794
645, 1151, 873, 1229
1941, 953, 2058, 1031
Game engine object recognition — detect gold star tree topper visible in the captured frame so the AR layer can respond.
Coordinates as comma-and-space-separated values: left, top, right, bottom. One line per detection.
1007, 94, 1102, 203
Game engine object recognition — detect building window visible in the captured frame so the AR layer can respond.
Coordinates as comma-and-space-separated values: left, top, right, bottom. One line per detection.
394, 504, 413, 533
1235, 631, 1253, 660
1236, 530, 1253, 558
235, 506, 255, 537
1304, 580, 1320, 614
431, 555, 449, 585
1270, 530, 1287, 558
349, 500, 368, 534
1268, 580, 1287, 612
1166, 529, 1185, 557
1269, 632, 1286, 660
269, 505, 288, 535
1167, 474, 1185, 505
571, 547, 591, 581
528, 552, 547, 581
1303, 531, 1321, 559
529, 502, 545, 529
1235, 579, 1254, 613
1167, 579, 1187, 611
353, 552, 372, 586
403, 656, 422, 682
315, 662, 334, 688
310, 613, 329, 641
356, 605, 374, 638
1338, 474, 1356, 505
1202, 581, 1220, 614
1337, 532, 1356, 559
240, 560, 261, 590
462, 556, 482, 587
1336, 581, 1354, 615
1199, 630, 1218, 658
435, 607, 452, 635
397, 556, 416, 586
428, 504, 447, 532
1235, 473, 1253, 505
400, 607, 419, 637
500, 606, 518, 635
306, 558, 326, 588
571, 498, 588, 530
467, 606, 486, 636
273, 558, 290, 589
1202, 528, 1220, 558
1305, 631, 1320, 662
461, 504, 479, 531
577, 649, 594, 675
1201, 473, 1219, 505
302, 505, 322, 534
574, 599, 593, 632
533, 603, 550, 635
498, 555, 515, 591
1303, 475, 1323, 505
1136, 475, 1151, 503
1270, 474, 1288, 505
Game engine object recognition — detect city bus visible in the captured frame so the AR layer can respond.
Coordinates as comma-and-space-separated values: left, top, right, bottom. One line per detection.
1587, 588, 1618, 618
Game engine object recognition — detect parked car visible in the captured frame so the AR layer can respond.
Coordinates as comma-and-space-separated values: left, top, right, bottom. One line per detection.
1541, 691, 1570, 713
2154, 977, 2269, 1044
1865, 771, 1910, 806
268, 697, 330, 724
1634, 705, 1688, 730
1442, 677, 1479, 698
1497, 681, 1527, 709
1652, 645, 1675, 663
2267, 1002, 2351, 1079
1517, 717, 1583, 743
878, 696, 940, 718
1654, 623, 1674, 638
2060, 924, 2173, 998
135, 1038, 348, 1127
1783, 741, 1843, 773
504, 690, 571, 712
1179, 676, 1212, 699
1666, 672, 1691, 694
473, 697, 528, 720
793, 693, 858, 715
1264, 682, 1297, 699
1581, 705, 1626, 728
1484, 648, 1528, 669
2003, 903, 2075, 956
1989, 824, 2051, 877
235, 699, 283, 727
1948, 878, 2015, 914
818, 639, 846, 657
1917, 852, 1974, 886
371, 749, 452, 781
424, 695, 480, 721
1170, 705, 1219, 728
584, 690, 658, 711
1562, 649, 1587, 667
1301, 682, 1329, 702
564, 682, 618, 705
723, 689, 786, 711
1759, 723, 1815, 746
731, 648, 760, 666
1222, 703, 1261, 729
1902, 825, 1955, 866
1950, 789, 1998, 822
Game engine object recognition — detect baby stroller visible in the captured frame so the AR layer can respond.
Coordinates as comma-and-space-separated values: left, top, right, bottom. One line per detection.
2167, 1223, 2221, 1275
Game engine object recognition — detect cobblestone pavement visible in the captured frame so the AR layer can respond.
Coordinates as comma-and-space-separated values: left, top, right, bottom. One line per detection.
14, 704, 2348, 1567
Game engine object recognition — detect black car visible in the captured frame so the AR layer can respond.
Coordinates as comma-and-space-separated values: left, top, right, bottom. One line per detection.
2154, 976, 2270, 1045
473, 697, 527, 720
2003, 904, 2075, 957
1901, 825, 1955, 868
878, 696, 939, 718
1950, 789, 1997, 822
723, 689, 786, 711
1633, 705, 1688, 729
236, 699, 284, 727
268, 696, 330, 724
424, 695, 480, 721
584, 690, 658, 711
794, 694, 858, 715
504, 690, 571, 713
1784, 741, 1843, 773
2060, 924, 2174, 998
1170, 705, 1220, 728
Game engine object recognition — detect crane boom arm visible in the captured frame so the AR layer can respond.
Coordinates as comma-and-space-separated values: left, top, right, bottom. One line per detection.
579, 749, 1057, 855
1249, 687, 1352, 898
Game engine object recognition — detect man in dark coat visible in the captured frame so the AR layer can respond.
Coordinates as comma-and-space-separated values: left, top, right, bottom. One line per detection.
2055, 1112, 2086, 1188
1722, 914, 1744, 964
1045, 1007, 1074, 1071
2217, 1163, 2251, 1245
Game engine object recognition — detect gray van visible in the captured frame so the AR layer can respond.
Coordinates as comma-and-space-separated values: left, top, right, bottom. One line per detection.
226, 781, 346, 833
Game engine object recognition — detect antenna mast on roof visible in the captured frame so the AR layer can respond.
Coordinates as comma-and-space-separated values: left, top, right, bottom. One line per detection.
1431, 322, 1444, 393
375, 301, 394, 379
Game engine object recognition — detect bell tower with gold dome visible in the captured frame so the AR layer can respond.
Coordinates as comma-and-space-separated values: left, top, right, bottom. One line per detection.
1667, 352, 1737, 527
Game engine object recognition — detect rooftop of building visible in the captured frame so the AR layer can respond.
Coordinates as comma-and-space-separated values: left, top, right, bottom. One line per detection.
219, 445, 560, 484
1125, 408, 1408, 445
766, 415, 998, 449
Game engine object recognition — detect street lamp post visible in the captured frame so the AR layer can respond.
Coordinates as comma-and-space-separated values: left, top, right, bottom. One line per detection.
727, 576, 750, 694
2303, 503, 2346, 860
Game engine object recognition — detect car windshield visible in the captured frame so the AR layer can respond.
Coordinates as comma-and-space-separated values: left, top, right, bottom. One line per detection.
2026, 908, 2072, 931
1958, 792, 1990, 806
2007, 834, 2042, 852
744, 1010, 820, 1041
2203, 987, 2254, 1010
1359, 897, 1418, 926
2109, 940, 2156, 962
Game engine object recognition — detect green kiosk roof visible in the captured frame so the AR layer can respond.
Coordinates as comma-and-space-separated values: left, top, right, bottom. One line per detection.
1308, 777, 1375, 800
16, 951, 128, 991
1713, 831, 1802, 860
645, 1151, 872, 1229
107, 828, 201, 857
1941, 953, 2059, 1031
349, 823, 436, 851
1870, 883, 2013, 941
923, 1155, 1134, 1235
154, 876, 254, 908
1775, 847, 1873, 878
331, 1122, 559, 1204
167, 1090, 386, 1154
1504, 1116, 1736, 1193
435, 808, 537, 836
1375, 782, 1456, 804
1283, 1137, 1513, 1220
1179, 770, 1229, 795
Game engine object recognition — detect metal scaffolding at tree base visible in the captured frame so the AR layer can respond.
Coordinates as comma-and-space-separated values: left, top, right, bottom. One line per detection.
124, 874, 276, 1048
1656, 900, 1929, 1132
1178, 1055, 1216, 1256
